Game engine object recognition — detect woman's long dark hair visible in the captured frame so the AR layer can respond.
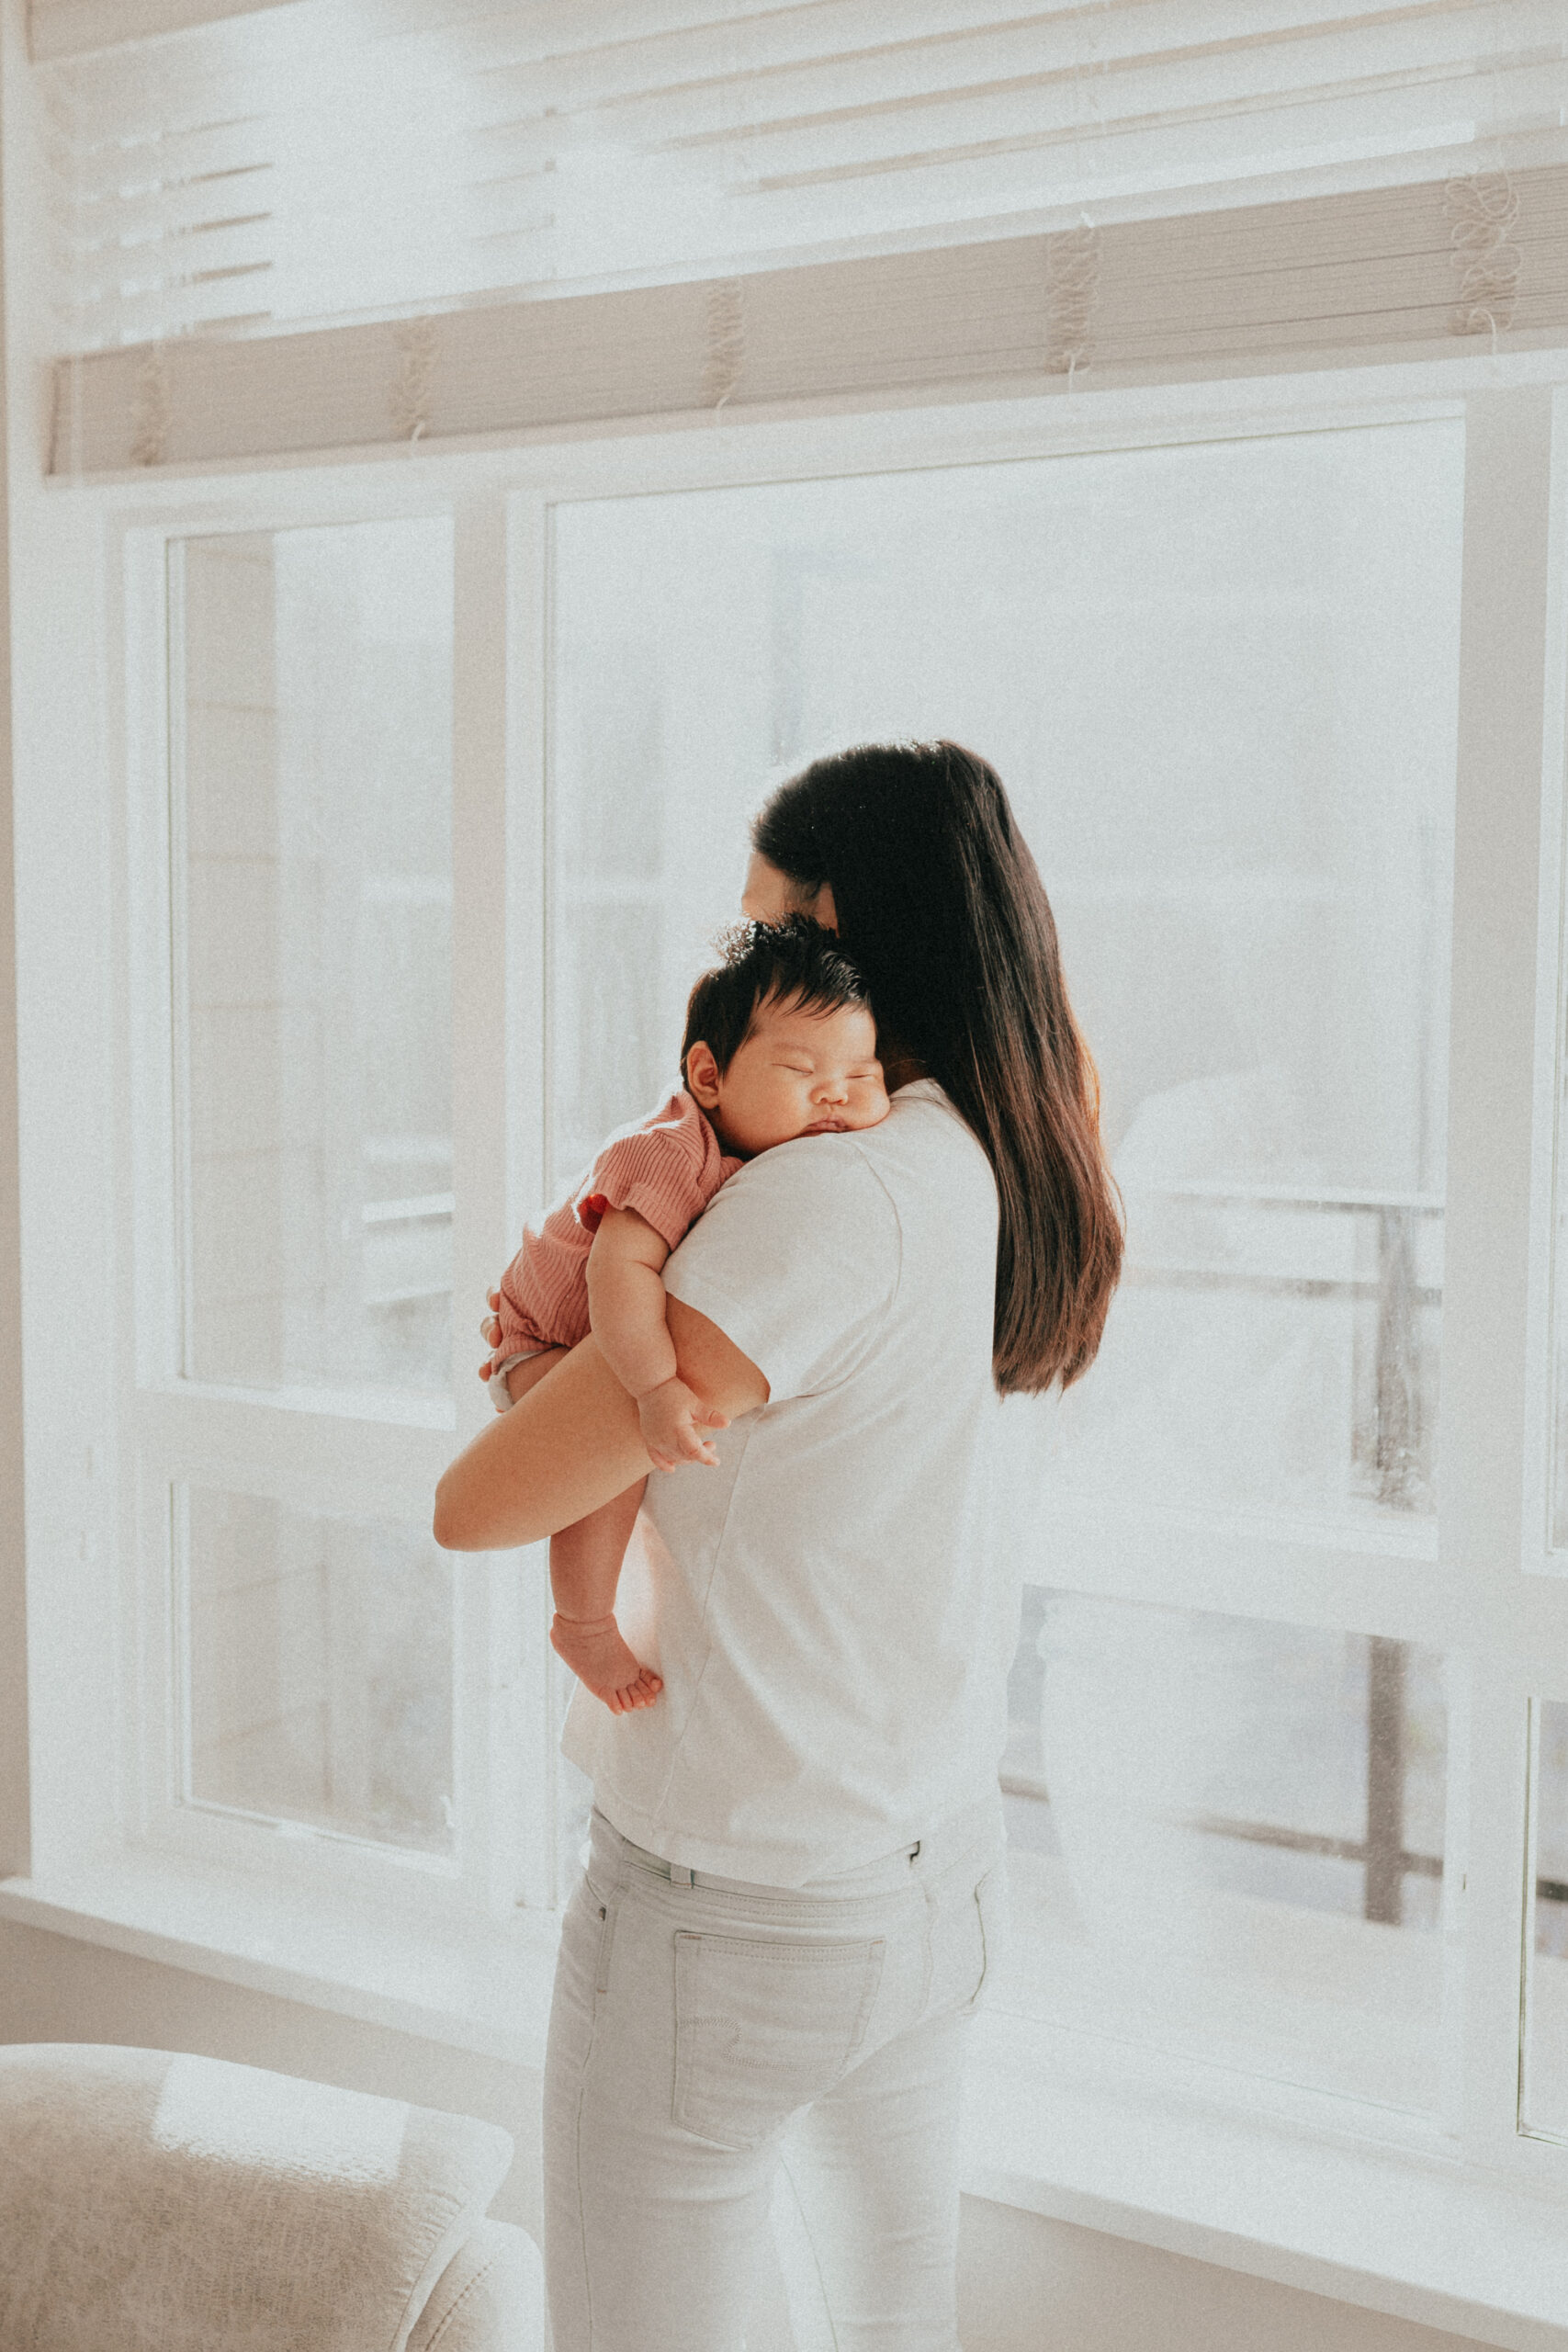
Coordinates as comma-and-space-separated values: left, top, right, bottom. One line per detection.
751, 740, 1122, 1394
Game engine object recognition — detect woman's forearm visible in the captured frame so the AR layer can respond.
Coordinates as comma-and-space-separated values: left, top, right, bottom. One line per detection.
434, 1301, 770, 1552
434, 1338, 649, 1551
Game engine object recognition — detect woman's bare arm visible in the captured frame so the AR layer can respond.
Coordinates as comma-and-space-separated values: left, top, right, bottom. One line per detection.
433, 1297, 770, 1552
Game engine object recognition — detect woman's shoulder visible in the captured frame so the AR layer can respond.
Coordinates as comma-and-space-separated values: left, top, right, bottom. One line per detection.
854, 1081, 990, 1171
718, 1084, 982, 1213
665, 1121, 905, 1378
844, 1083, 997, 1227
685, 1127, 903, 1284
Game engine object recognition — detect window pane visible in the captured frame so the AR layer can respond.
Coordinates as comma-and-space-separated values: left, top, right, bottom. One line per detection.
547, 424, 1461, 1532
180, 1486, 455, 1854
1550, 1089, 1568, 1544
175, 520, 454, 1400
1524, 1699, 1568, 2139
555, 1669, 596, 1899
1003, 1591, 1448, 2109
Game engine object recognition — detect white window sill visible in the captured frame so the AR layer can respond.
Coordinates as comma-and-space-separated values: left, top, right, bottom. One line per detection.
964, 2015, 1568, 2352
4, 1861, 1567, 2351
0, 1859, 559, 2070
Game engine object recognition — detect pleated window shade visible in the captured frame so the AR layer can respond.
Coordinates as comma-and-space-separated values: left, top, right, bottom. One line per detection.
33, 0, 1568, 473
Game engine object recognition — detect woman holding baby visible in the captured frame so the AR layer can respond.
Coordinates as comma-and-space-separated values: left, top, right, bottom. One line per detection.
434, 738, 1122, 2352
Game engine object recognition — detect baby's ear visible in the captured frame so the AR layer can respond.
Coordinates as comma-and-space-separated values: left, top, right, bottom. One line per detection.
685, 1041, 722, 1107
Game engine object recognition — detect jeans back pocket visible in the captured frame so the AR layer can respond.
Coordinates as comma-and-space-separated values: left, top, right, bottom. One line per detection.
672, 1930, 886, 2151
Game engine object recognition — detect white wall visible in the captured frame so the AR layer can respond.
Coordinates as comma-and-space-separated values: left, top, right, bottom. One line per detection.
0, 1918, 546, 2235
0, 1917, 1500, 2352
957, 2199, 1501, 2352
0, 0, 28, 1888
4, 0, 121, 1882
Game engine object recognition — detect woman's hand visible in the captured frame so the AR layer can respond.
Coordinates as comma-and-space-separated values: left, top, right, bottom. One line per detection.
477, 1288, 502, 1384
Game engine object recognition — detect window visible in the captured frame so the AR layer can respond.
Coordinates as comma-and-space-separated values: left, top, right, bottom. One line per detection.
1526, 1698, 1568, 2141
172, 519, 455, 1406
124, 502, 537, 1915
544, 423, 1465, 2106
15, 368, 1568, 2223
548, 427, 1460, 1536
179, 1487, 455, 1854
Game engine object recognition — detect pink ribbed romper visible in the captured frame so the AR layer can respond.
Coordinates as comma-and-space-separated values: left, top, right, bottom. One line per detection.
494, 1089, 743, 1358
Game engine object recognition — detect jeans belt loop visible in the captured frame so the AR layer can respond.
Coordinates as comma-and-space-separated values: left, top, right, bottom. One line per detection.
670, 1862, 694, 1886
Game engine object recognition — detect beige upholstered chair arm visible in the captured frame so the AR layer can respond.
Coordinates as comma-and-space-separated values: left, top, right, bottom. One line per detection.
405, 2220, 544, 2351
0, 2043, 541, 2352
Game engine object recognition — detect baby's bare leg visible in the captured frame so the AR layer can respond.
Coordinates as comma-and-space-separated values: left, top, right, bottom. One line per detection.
502, 1346, 568, 1405
498, 1349, 660, 1712
549, 1481, 661, 1714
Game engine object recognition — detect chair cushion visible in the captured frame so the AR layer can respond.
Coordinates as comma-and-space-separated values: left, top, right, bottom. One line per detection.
0, 2042, 513, 2352
404, 2221, 544, 2352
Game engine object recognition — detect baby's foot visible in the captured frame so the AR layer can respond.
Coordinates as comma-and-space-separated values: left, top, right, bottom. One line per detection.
550, 1613, 662, 1714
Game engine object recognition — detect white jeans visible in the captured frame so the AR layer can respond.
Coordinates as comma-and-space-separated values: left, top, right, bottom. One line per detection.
542, 1799, 1008, 2352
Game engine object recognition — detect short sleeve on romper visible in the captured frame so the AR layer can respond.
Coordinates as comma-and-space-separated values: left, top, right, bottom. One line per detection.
576, 1125, 715, 1254
660, 1135, 901, 1403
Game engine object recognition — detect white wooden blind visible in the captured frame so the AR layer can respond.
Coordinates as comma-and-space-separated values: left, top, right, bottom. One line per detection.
50, 164, 1568, 472
35, 0, 1568, 356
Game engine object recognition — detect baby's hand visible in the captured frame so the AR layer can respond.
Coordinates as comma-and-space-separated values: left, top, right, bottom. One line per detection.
637, 1376, 726, 1472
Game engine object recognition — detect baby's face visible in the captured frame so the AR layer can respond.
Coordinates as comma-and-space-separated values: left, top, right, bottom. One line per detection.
705, 995, 889, 1159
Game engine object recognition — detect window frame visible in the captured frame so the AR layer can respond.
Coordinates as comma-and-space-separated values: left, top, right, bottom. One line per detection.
16, 353, 1568, 2199
116, 483, 555, 1924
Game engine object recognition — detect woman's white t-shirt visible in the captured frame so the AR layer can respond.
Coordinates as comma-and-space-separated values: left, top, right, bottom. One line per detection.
560, 1079, 1016, 1887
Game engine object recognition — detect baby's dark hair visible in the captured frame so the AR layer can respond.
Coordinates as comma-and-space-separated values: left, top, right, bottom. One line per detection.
681, 918, 873, 1082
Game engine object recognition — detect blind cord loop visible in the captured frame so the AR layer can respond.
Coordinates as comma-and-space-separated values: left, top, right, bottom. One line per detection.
389, 316, 438, 444
1445, 171, 1521, 345
130, 342, 172, 468
1044, 220, 1100, 380
704, 277, 745, 409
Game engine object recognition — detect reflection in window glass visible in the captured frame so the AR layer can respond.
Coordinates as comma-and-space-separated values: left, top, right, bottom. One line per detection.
175, 519, 454, 1400
549, 424, 1461, 1532
1524, 1700, 1568, 2139
181, 1487, 455, 1855
1002, 1591, 1448, 2109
